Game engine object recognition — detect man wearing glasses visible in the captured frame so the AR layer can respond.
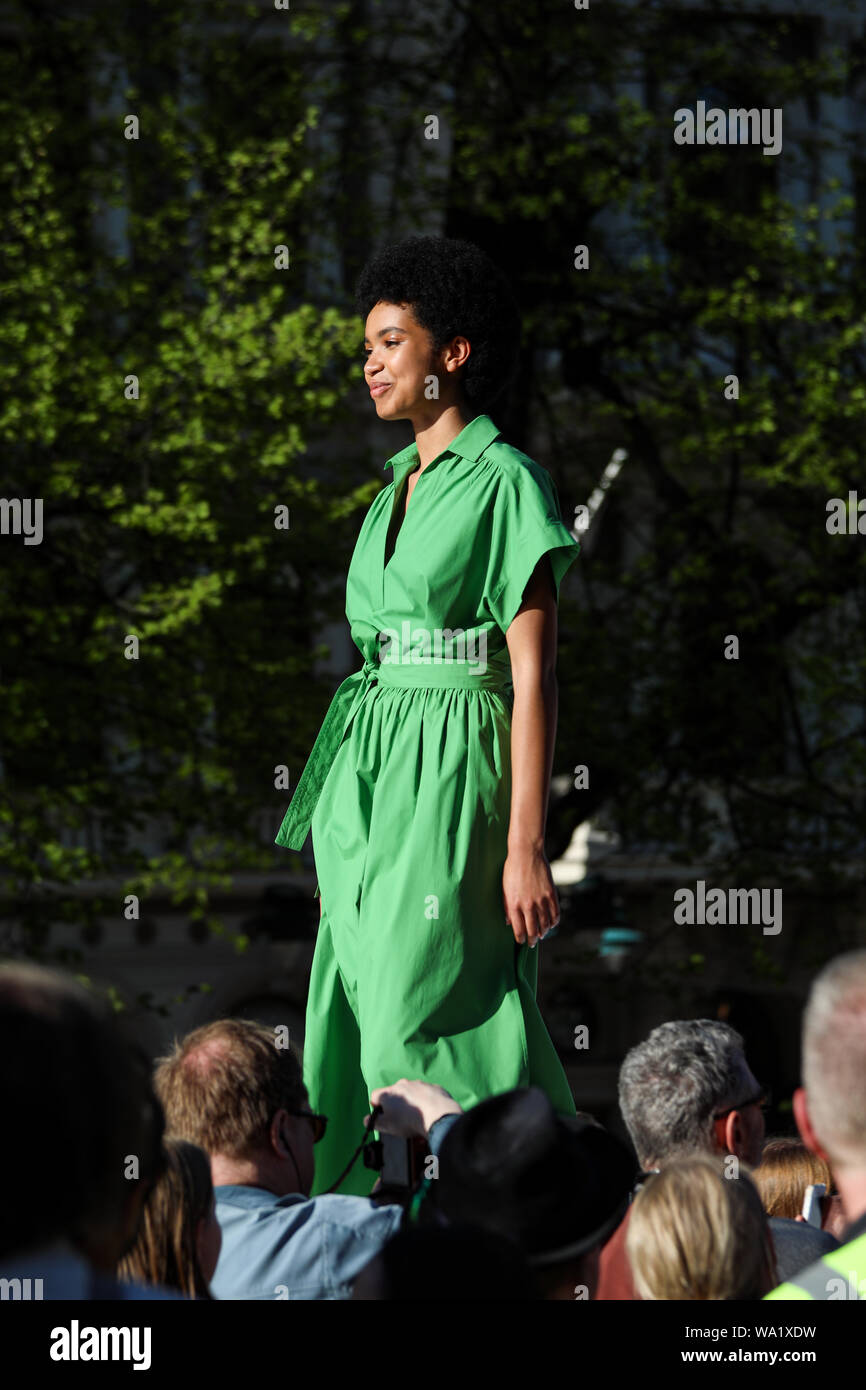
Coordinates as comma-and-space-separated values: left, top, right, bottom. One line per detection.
154, 1018, 431, 1299
595, 1019, 837, 1299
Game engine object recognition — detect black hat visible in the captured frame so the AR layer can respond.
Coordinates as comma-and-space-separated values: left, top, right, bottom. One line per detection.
430, 1087, 635, 1266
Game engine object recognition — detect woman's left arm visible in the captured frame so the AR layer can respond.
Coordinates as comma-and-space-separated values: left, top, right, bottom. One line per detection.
503, 555, 560, 948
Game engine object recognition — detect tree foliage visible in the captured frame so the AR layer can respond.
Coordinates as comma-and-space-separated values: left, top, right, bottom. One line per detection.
0, 0, 375, 961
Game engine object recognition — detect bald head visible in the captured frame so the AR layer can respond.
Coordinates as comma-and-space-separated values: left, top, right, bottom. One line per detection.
802, 951, 866, 1172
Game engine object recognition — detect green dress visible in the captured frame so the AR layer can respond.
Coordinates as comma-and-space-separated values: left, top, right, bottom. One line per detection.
276, 413, 580, 1195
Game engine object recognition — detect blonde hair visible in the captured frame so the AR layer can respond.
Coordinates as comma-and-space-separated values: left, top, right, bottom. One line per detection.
154, 1017, 305, 1160
118, 1137, 215, 1299
625, 1155, 776, 1300
754, 1138, 833, 1219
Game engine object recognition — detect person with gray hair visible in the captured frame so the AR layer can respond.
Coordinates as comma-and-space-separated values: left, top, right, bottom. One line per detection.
766, 950, 866, 1300
596, 1018, 838, 1298
619, 1020, 764, 1170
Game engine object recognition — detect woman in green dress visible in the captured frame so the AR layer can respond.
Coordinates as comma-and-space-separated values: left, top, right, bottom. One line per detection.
276, 235, 580, 1195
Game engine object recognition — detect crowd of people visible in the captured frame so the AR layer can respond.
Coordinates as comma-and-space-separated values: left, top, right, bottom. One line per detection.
1, 950, 865, 1301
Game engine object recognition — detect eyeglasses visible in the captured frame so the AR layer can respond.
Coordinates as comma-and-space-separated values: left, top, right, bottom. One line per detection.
712, 1085, 771, 1121
284, 1109, 328, 1143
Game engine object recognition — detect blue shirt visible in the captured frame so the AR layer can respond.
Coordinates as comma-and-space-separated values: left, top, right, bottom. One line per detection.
211, 1113, 460, 1300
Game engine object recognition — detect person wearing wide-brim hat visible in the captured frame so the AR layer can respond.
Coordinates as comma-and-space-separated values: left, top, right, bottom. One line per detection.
366, 1080, 636, 1299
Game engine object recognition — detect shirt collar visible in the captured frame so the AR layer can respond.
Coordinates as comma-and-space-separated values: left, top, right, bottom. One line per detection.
215, 1183, 303, 1208
383, 413, 501, 489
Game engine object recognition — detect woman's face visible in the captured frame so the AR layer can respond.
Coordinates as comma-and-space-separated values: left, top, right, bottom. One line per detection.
363, 300, 465, 420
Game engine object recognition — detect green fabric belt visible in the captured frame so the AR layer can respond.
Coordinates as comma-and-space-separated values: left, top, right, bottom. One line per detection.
275, 657, 513, 851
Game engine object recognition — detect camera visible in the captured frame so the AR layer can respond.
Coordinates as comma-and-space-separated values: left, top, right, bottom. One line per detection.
363, 1130, 429, 1199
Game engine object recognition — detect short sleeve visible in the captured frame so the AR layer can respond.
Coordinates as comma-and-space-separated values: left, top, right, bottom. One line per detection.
485, 463, 580, 633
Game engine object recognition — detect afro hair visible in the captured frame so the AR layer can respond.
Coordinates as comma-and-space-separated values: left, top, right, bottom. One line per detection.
355, 235, 521, 417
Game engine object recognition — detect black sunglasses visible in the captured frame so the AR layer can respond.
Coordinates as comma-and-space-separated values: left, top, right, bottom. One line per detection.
713, 1085, 771, 1121
284, 1109, 328, 1143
